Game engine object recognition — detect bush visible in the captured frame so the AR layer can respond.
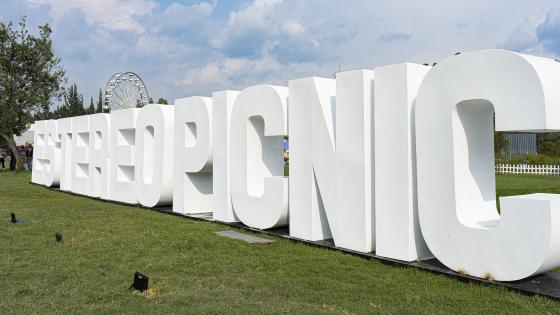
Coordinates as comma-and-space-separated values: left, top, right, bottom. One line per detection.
497, 153, 560, 165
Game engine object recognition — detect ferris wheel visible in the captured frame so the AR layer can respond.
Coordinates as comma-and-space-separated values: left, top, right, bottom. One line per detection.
103, 72, 150, 112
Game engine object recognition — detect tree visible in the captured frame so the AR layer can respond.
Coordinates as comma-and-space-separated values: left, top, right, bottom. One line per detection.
148, 97, 154, 104
51, 83, 86, 119
537, 133, 560, 155
541, 141, 560, 157
34, 98, 52, 120
0, 18, 66, 171
64, 83, 85, 117
52, 101, 68, 119
494, 132, 508, 158
87, 96, 95, 114
157, 98, 168, 105
96, 89, 104, 113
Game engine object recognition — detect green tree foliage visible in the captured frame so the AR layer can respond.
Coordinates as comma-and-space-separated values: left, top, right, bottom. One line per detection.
53, 83, 85, 118
157, 98, 168, 105
537, 133, 560, 157
66, 83, 85, 116
0, 18, 66, 170
497, 132, 560, 165
87, 96, 95, 114
500, 153, 560, 166
494, 131, 508, 158
540, 142, 560, 157
34, 98, 53, 120
96, 89, 104, 113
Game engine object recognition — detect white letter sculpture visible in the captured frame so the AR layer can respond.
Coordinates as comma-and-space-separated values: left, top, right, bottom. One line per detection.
416, 49, 560, 281
230, 85, 288, 229
289, 77, 337, 242
108, 108, 139, 204
31, 120, 47, 185
335, 70, 375, 252
212, 90, 240, 222
57, 118, 73, 191
28, 48, 560, 282
136, 104, 175, 207
32, 120, 60, 186
289, 70, 375, 253
374, 63, 432, 261
173, 97, 213, 214
71, 115, 90, 195
88, 113, 111, 198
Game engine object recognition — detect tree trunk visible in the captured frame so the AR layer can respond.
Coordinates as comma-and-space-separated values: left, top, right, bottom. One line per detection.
0, 132, 22, 172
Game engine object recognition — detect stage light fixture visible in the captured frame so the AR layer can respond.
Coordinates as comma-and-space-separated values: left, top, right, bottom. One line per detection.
129, 272, 149, 292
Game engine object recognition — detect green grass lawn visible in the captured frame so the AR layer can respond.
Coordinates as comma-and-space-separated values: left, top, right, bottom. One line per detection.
1, 172, 560, 314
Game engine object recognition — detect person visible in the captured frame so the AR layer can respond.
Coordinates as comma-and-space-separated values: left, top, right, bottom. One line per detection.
8, 148, 15, 171
26, 145, 33, 171
0, 149, 4, 169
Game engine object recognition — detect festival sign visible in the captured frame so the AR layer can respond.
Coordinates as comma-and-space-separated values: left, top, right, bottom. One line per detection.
32, 49, 560, 281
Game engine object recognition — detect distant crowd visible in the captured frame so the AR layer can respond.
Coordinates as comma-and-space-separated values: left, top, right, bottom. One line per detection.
0, 144, 33, 171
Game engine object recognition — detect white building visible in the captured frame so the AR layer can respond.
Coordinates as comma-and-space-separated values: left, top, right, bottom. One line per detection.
13, 124, 35, 146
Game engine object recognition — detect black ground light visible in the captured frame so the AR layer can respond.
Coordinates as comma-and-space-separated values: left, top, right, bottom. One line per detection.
10, 212, 16, 223
55, 232, 63, 243
36, 184, 560, 300
130, 272, 149, 292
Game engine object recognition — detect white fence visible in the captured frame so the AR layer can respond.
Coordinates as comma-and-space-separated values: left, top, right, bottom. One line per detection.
495, 163, 560, 176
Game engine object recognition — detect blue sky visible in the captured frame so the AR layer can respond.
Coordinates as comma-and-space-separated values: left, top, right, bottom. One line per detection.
2, 0, 560, 105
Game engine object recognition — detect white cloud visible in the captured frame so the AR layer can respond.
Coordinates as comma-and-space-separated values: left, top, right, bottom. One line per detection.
177, 53, 337, 98
24, 0, 156, 33
11, 0, 560, 104
501, 7, 560, 58
501, 14, 545, 53
160, 0, 216, 28
211, 0, 283, 56
379, 32, 412, 44
163, 1, 215, 19
536, 7, 560, 55
281, 19, 305, 37
179, 56, 281, 95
